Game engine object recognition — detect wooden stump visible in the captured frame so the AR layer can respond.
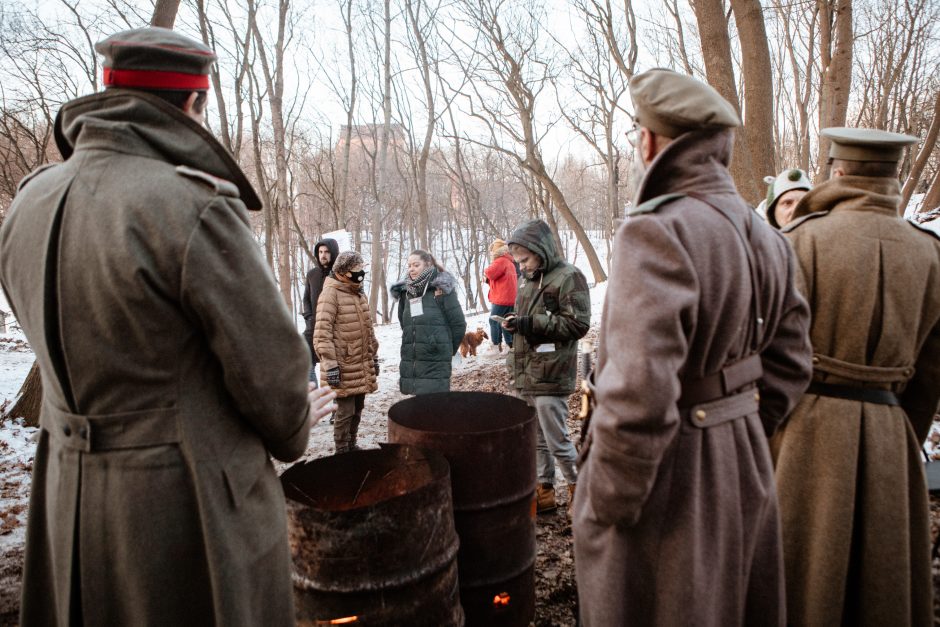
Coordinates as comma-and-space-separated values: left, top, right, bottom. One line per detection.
2, 361, 41, 427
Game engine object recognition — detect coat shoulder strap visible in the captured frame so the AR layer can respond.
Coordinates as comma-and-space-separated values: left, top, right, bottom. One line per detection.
16, 163, 58, 194
627, 193, 686, 217
176, 165, 240, 198
906, 219, 940, 243
781, 210, 830, 232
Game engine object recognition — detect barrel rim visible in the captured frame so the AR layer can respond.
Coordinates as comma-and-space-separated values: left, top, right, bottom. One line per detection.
281, 443, 451, 513
388, 391, 535, 435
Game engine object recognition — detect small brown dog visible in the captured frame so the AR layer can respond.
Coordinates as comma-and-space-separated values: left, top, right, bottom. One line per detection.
459, 328, 489, 357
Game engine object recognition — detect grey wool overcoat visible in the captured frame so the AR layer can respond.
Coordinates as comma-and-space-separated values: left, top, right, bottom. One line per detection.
573, 128, 813, 627
772, 175, 940, 626
0, 89, 312, 626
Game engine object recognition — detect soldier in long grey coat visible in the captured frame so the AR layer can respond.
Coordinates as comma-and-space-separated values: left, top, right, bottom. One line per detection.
0, 28, 336, 626
573, 69, 813, 626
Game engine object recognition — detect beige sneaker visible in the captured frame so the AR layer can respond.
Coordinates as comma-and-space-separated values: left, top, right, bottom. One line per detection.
536, 484, 557, 514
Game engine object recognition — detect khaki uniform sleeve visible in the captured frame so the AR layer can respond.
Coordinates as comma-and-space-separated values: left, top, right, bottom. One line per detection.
901, 321, 940, 442
180, 198, 310, 462
581, 217, 697, 527
757, 243, 813, 434
314, 288, 340, 371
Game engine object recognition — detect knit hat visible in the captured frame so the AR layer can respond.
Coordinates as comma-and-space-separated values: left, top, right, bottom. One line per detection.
763, 168, 812, 227
490, 238, 509, 256
333, 251, 364, 276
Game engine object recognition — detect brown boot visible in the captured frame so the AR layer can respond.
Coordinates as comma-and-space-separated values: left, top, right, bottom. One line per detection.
536, 483, 557, 514
566, 483, 576, 518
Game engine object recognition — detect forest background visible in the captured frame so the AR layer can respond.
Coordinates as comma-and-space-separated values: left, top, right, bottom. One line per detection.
1, 0, 939, 324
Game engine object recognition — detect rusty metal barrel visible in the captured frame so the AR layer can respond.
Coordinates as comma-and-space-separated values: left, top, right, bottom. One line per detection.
388, 392, 537, 627
281, 443, 464, 626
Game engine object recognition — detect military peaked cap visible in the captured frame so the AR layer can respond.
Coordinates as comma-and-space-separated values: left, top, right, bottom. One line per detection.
96, 27, 216, 91
630, 69, 741, 138
822, 127, 919, 162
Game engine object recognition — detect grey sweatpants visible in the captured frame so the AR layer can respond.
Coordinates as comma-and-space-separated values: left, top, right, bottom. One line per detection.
528, 394, 578, 485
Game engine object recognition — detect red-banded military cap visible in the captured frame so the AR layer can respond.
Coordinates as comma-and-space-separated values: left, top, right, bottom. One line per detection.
95, 27, 216, 91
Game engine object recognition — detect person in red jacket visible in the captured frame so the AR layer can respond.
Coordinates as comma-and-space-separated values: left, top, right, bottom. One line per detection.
484, 238, 518, 352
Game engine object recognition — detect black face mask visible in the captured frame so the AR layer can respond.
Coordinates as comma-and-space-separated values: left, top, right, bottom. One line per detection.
349, 270, 366, 283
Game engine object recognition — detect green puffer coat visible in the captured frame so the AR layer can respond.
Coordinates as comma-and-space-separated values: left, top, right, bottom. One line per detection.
391, 270, 467, 395
508, 220, 591, 395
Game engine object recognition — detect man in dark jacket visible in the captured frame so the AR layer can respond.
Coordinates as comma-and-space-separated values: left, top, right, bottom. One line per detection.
503, 220, 590, 515
572, 69, 813, 626
0, 28, 336, 627
302, 238, 339, 381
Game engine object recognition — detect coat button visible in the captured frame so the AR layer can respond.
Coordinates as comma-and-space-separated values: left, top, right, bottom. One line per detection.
695, 410, 706, 422
754, 392, 761, 402
812, 356, 820, 364
63, 425, 71, 436
78, 427, 88, 440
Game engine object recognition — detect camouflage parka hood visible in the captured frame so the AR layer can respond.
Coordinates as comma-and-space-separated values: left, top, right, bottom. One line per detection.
508, 219, 562, 275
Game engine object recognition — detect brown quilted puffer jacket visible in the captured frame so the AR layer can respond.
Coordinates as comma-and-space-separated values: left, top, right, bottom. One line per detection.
313, 275, 379, 397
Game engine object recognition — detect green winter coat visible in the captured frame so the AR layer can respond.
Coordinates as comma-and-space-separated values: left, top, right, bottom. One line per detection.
507, 220, 591, 395
0, 90, 309, 627
391, 270, 467, 395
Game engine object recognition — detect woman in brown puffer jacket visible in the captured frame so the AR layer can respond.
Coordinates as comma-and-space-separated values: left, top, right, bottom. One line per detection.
314, 251, 380, 453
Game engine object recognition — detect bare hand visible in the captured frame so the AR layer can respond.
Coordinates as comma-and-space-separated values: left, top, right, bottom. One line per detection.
307, 384, 337, 428
500, 314, 516, 330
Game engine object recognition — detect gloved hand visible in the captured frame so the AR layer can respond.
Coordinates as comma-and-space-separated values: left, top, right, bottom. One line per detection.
504, 315, 531, 335
326, 367, 341, 388
373, 358, 380, 376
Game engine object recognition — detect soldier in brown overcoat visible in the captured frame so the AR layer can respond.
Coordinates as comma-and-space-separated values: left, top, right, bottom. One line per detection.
773, 127, 940, 626
572, 69, 813, 626
0, 28, 336, 626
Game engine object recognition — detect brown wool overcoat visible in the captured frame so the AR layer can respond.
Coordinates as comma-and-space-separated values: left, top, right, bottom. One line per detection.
0, 90, 311, 626
314, 276, 379, 396
772, 175, 940, 626
573, 129, 813, 627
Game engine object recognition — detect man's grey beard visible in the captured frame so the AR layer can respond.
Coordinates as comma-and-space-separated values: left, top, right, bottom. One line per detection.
630, 154, 647, 206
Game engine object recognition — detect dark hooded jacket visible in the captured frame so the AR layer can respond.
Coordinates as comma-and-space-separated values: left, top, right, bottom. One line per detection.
507, 220, 591, 395
390, 269, 466, 395
0, 89, 309, 626
302, 238, 340, 361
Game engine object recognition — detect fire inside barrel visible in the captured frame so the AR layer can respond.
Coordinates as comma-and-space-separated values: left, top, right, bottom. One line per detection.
388, 392, 537, 627
281, 444, 464, 627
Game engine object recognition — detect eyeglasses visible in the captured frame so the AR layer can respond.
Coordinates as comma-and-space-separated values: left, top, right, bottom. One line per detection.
625, 124, 640, 148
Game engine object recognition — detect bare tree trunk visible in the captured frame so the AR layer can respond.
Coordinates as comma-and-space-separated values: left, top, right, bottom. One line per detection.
250, 0, 294, 308
901, 91, 940, 213
405, 0, 434, 250
730, 0, 776, 203
338, 0, 357, 230
369, 0, 392, 321
3, 362, 41, 427
150, 0, 181, 28
691, 0, 754, 200
921, 167, 940, 214
816, 0, 854, 182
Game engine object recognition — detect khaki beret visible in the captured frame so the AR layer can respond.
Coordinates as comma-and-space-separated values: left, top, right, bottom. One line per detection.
629, 69, 741, 138
822, 127, 920, 162
96, 27, 216, 91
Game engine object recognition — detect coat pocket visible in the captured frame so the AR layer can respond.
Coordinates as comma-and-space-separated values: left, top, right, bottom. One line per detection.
221, 437, 272, 509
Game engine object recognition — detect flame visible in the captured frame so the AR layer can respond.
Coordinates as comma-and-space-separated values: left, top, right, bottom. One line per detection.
317, 617, 358, 625
493, 592, 511, 607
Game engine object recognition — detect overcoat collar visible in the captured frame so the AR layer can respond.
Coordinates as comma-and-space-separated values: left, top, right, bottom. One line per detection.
791, 175, 901, 221
54, 89, 261, 210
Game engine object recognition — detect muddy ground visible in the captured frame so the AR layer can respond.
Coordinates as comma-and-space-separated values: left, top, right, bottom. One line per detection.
4, 348, 940, 626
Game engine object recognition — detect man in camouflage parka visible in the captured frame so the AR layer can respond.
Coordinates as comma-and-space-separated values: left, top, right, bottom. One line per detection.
503, 219, 591, 514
